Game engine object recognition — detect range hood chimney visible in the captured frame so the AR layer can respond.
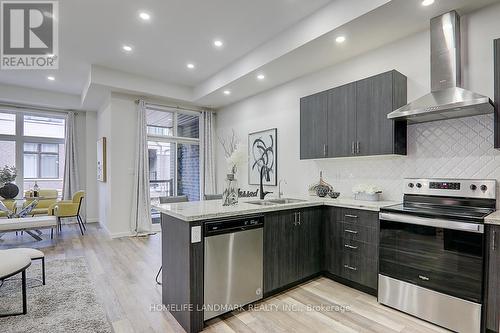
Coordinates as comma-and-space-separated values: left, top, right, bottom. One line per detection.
388, 11, 494, 124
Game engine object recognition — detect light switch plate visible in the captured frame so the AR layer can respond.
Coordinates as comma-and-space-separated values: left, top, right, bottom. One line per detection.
191, 226, 201, 243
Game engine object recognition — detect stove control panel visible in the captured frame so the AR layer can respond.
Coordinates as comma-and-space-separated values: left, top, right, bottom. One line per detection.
404, 178, 496, 199
429, 181, 460, 190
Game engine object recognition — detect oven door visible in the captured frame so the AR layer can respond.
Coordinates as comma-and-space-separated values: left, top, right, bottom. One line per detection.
379, 212, 484, 303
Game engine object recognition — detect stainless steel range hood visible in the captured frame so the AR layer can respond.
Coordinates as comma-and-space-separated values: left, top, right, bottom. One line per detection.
388, 11, 494, 124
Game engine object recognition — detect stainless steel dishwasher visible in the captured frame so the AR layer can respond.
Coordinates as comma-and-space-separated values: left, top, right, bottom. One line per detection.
204, 215, 264, 321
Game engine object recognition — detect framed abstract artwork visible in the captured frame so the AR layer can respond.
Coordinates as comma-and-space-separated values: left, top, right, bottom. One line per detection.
248, 128, 277, 186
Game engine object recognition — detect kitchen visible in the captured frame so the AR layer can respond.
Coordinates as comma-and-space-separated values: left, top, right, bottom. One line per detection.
155, 2, 500, 333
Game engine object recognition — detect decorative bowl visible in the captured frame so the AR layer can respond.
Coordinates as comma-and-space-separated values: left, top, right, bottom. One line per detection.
328, 191, 340, 199
316, 185, 330, 197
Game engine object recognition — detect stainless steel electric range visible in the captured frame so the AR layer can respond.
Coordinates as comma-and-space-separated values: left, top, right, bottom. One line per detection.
378, 178, 496, 333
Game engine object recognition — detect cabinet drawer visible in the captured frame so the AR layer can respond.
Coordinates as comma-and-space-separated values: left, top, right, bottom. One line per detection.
340, 208, 378, 228
342, 239, 377, 258
342, 222, 378, 244
342, 253, 378, 289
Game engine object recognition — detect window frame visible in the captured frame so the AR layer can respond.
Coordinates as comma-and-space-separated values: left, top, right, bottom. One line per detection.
23, 142, 61, 179
0, 109, 66, 197
146, 105, 202, 227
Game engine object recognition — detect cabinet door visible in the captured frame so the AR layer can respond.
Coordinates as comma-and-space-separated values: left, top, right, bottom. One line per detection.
356, 71, 394, 156
486, 225, 500, 332
324, 208, 344, 276
297, 208, 323, 279
300, 92, 328, 159
327, 83, 357, 157
263, 210, 299, 293
495, 39, 500, 149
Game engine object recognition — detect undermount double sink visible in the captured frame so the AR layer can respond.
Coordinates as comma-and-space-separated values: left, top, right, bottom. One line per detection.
247, 198, 306, 206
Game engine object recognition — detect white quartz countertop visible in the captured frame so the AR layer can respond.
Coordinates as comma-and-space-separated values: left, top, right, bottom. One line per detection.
153, 196, 399, 222
485, 210, 500, 226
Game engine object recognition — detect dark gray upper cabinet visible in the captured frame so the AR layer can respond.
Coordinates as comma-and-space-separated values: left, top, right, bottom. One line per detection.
300, 92, 328, 159
327, 83, 357, 157
495, 39, 499, 149
486, 225, 500, 332
356, 71, 407, 156
300, 70, 407, 159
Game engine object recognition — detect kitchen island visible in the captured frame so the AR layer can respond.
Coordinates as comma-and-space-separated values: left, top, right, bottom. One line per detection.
154, 197, 398, 333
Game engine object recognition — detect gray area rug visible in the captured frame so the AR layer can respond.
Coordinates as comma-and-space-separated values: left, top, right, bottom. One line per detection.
0, 257, 112, 333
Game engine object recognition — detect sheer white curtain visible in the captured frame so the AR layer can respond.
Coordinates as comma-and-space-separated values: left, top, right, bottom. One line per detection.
201, 111, 217, 196
62, 112, 80, 200
131, 99, 152, 235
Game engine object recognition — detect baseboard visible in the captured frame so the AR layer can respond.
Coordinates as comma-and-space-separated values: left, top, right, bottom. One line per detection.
323, 272, 377, 296
86, 217, 99, 223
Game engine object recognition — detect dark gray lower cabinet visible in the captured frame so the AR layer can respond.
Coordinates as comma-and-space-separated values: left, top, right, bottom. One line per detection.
495, 38, 499, 149
324, 207, 379, 291
486, 225, 500, 333
263, 207, 322, 294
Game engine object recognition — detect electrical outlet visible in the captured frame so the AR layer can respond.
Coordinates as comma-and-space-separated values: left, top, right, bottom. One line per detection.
191, 226, 201, 243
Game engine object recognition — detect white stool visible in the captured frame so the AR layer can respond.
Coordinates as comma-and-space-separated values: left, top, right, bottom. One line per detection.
0, 251, 31, 316
3, 248, 45, 285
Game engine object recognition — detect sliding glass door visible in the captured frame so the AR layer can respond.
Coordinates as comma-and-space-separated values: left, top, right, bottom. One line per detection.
146, 106, 201, 225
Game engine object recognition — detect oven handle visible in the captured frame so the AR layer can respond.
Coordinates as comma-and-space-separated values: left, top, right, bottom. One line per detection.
379, 212, 484, 234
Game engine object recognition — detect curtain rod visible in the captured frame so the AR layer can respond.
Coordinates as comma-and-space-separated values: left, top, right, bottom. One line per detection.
0, 102, 77, 115
134, 99, 208, 113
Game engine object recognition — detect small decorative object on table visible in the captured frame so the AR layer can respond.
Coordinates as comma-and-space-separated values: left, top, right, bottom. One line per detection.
352, 184, 382, 201
0, 165, 19, 199
219, 130, 246, 206
328, 191, 340, 199
308, 171, 334, 197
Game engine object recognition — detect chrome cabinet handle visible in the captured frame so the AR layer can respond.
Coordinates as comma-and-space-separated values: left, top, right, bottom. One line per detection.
493, 230, 497, 251
297, 212, 301, 225
418, 275, 430, 281
344, 229, 358, 234
344, 265, 357, 271
293, 212, 297, 226
344, 244, 358, 250
356, 141, 360, 154
323, 144, 327, 157
345, 214, 358, 219
351, 142, 355, 155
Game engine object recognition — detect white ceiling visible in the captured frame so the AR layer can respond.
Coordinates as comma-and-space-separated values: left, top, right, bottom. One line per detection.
0, 0, 332, 95
0, 0, 499, 111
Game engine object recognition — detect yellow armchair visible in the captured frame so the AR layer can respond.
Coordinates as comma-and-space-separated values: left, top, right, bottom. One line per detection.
24, 189, 58, 216
0, 199, 16, 218
49, 191, 85, 235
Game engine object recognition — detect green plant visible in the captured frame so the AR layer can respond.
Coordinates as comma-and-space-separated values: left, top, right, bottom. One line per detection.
0, 165, 17, 185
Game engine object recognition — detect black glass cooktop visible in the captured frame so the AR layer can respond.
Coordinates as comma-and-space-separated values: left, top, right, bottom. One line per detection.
381, 202, 495, 223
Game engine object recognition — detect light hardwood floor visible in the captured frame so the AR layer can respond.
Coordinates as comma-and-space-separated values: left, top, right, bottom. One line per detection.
0, 224, 450, 333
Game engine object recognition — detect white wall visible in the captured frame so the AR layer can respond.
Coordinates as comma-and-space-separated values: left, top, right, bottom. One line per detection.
96, 93, 137, 237
215, 4, 500, 204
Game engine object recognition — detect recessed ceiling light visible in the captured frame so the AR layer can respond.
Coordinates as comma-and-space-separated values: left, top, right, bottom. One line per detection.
47, 76, 55, 81
187, 63, 195, 69
257, 74, 265, 80
223, 90, 231, 95
335, 36, 346, 43
122, 45, 133, 52
139, 12, 151, 21
421, 0, 434, 6
213, 40, 224, 48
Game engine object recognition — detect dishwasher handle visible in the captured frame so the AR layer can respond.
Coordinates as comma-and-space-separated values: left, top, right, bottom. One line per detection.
204, 216, 264, 236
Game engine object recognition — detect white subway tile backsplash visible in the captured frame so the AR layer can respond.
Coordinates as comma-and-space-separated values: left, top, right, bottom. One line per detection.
316, 114, 500, 204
